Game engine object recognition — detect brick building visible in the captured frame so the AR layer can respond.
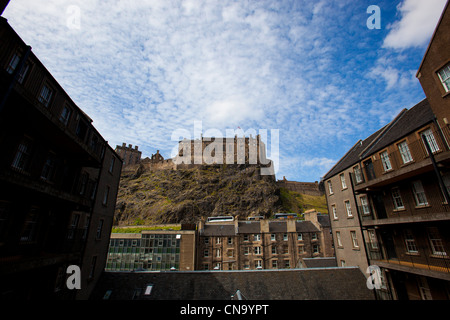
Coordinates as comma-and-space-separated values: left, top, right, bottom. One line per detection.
197, 212, 334, 271
323, 1, 450, 300
0, 16, 122, 299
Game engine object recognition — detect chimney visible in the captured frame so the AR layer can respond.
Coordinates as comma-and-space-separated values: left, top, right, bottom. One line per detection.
122, 143, 126, 147
304, 209, 320, 230
286, 219, 296, 233
135, 146, 139, 151
260, 219, 269, 233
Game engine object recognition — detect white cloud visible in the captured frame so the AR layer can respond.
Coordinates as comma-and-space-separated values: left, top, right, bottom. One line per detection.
383, 0, 447, 49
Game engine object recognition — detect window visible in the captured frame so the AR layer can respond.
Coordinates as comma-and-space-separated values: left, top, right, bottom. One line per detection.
398, 141, 413, 164
96, 219, 104, 239
60, 105, 72, 125
41, 153, 56, 182
203, 249, 209, 257
256, 260, 263, 269
244, 247, 250, 255
38, 84, 53, 107
313, 245, 319, 254
103, 186, 110, 205
380, 151, 392, 171
327, 181, 333, 195
271, 234, 276, 241
353, 166, 363, 183
11, 138, 33, 172
204, 237, 209, 244
89, 256, 97, 279
271, 246, 277, 254
336, 231, 342, 247
340, 173, 347, 189
109, 157, 115, 173
360, 196, 370, 215
216, 248, 221, 258
421, 129, 440, 154
404, 229, 418, 253
297, 233, 303, 241
254, 234, 261, 241
391, 187, 405, 210
20, 207, 39, 242
350, 231, 359, 248
7, 53, 20, 74
67, 214, 80, 240
298, 246, 305, 254
243, 234, 249, 242
427, 227, 446, 256
272, 260, 278, 269
332, 205, 338, 220
412, 180, 428, 206
368, 230, 378, 249
228, 237, 233, 245
311, 233, 317, 240
216, 237, 221, 244
344, 200, 352, 217
437, 63, 450, 92
254, 246, 262, 255
283, 233, 288, 241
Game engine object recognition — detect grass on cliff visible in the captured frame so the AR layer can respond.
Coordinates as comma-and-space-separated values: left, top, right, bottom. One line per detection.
279, 187, 328, 214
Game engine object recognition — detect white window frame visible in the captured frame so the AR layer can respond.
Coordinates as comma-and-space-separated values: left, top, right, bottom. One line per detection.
437, 63, 450, 92
421, 129, 440, 154
332, 204, 338, 220
344, 200, 352, 217
360, 196, 370, 215
336, 231, 342, 247
398, 141, 413, 164
404, 229, 418, 253
350, 231, 359, 248
327, 180, 333, 195
340, 173, 347, 189
380, 151, 392, 172
427, 227, 447, 256
38, 84, 53, 107
391, 187, 405, 210
412, 180, 428, 206
353, 166, 363, 183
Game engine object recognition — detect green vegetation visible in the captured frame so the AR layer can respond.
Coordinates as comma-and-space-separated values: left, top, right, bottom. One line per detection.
279, 187, 328, 214
111, 225, 181, 233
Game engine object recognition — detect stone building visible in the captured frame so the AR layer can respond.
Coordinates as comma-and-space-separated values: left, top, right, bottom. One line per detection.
0, 17, 122, 299
196, 211, 334, 271
277, 177, 324, 196
114, 143, 142, 167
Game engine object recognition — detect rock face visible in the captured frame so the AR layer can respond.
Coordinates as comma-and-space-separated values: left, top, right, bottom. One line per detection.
114, 164, 283, 225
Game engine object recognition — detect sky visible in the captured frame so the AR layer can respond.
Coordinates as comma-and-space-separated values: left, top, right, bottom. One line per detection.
3, 0, 448, 182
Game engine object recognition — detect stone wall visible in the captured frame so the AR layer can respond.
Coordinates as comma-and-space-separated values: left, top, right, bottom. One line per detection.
277, 177, 324, 196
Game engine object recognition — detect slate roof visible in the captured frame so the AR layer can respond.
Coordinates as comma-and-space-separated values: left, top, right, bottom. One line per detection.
91, 268, 374, 300
202, 224, 235, 237
323, 99, 434, 180
302, 257, 337, 268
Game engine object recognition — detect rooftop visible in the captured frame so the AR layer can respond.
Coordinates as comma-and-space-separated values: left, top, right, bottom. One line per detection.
91, 267, 374, 300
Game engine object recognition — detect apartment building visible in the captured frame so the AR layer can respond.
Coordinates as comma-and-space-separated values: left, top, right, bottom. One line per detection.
197, 212, 334, 271
0, 17, 122, 299
323, 2, 450, 300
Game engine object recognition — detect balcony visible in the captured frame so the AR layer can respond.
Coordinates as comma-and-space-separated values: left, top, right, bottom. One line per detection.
365, 242, 450, 281
353, 126, 450, 192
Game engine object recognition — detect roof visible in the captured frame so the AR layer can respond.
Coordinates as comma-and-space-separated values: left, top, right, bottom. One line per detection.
323, 99, 434, 180
91, 268, 374, 300
202, 224, 235, 237
302, 257, 337, 268
238, 221, 261, 233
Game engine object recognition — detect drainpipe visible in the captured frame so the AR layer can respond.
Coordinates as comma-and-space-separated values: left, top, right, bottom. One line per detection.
0, 45, 31, 113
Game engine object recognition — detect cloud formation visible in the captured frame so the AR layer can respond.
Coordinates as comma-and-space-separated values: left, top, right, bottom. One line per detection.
383, 0, 447, 49
2, 0, 444, 182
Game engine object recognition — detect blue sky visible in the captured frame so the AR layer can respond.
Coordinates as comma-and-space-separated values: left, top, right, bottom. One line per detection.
3, 0, 447, 182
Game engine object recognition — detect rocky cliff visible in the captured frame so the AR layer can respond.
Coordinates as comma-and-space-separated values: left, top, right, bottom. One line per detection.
114, 164, 327, 226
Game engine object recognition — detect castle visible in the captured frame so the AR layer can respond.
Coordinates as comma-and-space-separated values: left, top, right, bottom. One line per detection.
115, 135, 274, 175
